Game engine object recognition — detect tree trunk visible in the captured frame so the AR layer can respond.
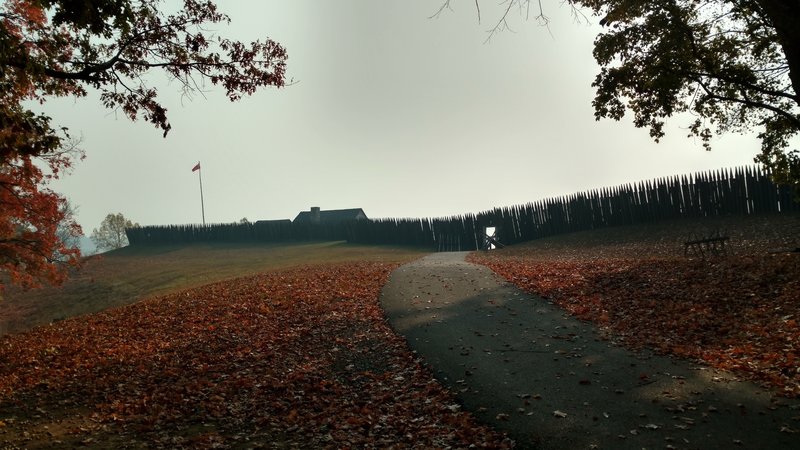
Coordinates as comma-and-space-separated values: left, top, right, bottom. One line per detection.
758, 0, 800, 106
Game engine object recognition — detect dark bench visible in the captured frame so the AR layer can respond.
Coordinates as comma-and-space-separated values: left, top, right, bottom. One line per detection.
684, 231, 729, 258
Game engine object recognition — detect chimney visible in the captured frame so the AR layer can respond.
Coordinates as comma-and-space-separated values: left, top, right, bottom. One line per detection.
310, 206, 321, 224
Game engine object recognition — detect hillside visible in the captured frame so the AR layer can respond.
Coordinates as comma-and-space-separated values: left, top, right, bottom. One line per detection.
1, 242, 514, 448
1, 241, 427, 336
486, 212, 800, 259
470, 212, 800, 397
0, 261, 511, 448
1, 214, 798, 447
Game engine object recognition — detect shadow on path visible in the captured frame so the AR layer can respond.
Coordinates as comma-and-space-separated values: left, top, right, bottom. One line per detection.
381, 252, 800, 449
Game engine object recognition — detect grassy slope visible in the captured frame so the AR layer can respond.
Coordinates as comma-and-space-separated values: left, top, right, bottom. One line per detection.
0, 259, 511, 448
1, 214, 797, 447
492, 212, 800, 260
0, 241, 428, 336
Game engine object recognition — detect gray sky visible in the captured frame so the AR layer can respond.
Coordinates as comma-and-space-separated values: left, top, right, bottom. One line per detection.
44, 0, 762, 231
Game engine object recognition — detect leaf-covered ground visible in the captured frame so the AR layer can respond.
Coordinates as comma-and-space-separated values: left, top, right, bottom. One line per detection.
0, 262, 511, 448
470, 230, 800, 398
1, 242, 426, 336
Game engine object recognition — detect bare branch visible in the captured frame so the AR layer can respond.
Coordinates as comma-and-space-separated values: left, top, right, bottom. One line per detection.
430, 1, 453, 19
486, 0, 518, 43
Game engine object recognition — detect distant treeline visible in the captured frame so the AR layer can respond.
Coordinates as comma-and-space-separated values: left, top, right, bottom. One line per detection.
127, 166, 798, 250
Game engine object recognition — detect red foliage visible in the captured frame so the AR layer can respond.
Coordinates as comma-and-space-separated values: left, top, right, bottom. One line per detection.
0, 116, 82, 289
1, 0, 288, 134
1, 0, 288, 289
0, 262, 511, 448
469, 252, 800, 397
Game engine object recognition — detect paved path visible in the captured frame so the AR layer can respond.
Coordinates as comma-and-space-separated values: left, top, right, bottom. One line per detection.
380, 252, 800, 450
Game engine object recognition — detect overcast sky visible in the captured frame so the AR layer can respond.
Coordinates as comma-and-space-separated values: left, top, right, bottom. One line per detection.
43, 0, 763, 231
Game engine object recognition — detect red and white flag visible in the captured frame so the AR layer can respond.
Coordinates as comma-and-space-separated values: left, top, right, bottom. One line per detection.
192, 162, 201, 172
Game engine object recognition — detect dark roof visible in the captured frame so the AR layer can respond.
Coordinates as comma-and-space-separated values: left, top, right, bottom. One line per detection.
293, 208, 368, 224
254, 219, 291, 225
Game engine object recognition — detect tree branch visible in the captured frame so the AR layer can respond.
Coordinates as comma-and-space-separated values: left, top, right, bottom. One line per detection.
694, 77, 800, 128
486, 0, 518, 43
686, 70, 799, 102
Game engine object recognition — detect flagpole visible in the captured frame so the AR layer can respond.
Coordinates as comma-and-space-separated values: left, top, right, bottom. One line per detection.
196, 162, 206, 226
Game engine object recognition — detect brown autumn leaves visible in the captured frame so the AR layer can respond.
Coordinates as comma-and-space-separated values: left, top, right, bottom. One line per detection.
469, 248, 800, 398
0, 263, 511, 448
1, 220, 798, 448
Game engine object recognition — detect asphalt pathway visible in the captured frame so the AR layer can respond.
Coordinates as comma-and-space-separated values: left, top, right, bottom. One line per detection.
380, 252, 800, 450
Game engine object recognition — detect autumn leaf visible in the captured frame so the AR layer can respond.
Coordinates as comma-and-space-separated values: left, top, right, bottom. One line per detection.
470, 244, 800, 397
0, 262, 513, 448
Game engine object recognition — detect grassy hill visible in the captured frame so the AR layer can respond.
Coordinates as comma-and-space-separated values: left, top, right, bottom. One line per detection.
0, 214, 797, 448
0, 245, 513, 448
487, 211, 800, 260
4, 213, 798, 337
1, 241, 428, 336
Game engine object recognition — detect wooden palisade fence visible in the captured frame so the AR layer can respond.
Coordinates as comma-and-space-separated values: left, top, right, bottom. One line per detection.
127, 166, 798, 251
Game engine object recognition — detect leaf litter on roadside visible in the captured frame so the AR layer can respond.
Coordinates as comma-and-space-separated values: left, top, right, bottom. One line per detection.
0, 262, 512, 448
469, 250, 800, 398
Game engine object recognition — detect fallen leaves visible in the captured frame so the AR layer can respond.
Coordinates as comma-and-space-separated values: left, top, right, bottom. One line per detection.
0, 262, 512, 448
470, 250, 800, 397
